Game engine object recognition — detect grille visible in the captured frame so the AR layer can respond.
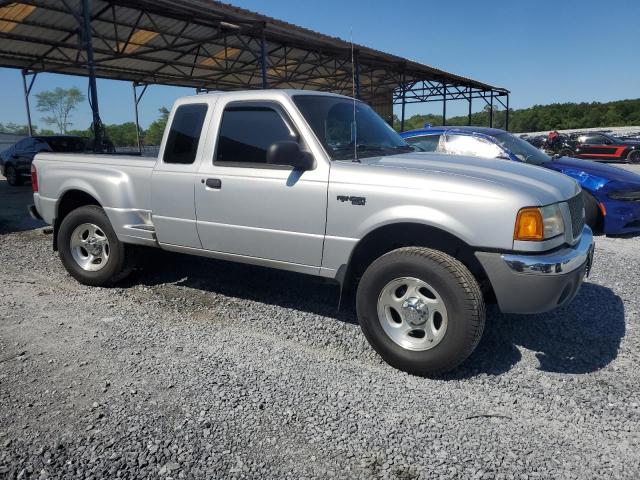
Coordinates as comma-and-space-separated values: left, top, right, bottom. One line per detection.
568, 193, 585, 239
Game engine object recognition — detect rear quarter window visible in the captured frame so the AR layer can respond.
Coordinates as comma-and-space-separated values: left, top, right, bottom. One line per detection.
163, 104, 208, 164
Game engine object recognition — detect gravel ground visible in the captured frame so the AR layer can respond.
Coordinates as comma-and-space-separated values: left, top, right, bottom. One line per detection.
1, 175, 640, 479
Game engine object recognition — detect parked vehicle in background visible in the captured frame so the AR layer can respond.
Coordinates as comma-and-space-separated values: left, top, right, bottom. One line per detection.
520, 134, 546, 149
535, 131, 640, 163
402, 126, 640, 235
30, 90, 594, 376
1, 135, 89, 186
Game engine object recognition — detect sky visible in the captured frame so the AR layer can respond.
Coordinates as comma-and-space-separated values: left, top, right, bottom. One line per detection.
0, 0, 638, 131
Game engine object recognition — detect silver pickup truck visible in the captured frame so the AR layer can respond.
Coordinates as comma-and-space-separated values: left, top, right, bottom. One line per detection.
30, 90, 594, 375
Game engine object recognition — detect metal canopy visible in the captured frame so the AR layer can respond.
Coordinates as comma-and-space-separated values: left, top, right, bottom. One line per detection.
0, 0, 510, 143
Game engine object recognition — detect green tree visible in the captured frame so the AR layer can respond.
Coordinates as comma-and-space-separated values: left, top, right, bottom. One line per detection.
144, 107, 170, 145
35, 87, 85, 134
104, 122, 141, 147
0, 122, 35, 135
395, 98, 640, 133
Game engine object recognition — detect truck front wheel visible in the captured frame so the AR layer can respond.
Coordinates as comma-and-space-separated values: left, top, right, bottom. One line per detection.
356, 247, 485, 376
58, 205, 134, 286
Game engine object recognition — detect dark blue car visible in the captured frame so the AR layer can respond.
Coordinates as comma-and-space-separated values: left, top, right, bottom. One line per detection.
400, 126, 640, 235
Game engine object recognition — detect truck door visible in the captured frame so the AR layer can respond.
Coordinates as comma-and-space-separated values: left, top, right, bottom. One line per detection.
151, 102, 210, 248
195, 100, 329, 268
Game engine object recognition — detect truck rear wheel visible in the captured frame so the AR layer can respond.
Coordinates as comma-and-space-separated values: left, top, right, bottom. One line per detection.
356, 247, 485, 376
58, 205, 134, 286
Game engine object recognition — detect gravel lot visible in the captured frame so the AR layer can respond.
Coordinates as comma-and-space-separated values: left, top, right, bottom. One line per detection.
1, 169, 640, 479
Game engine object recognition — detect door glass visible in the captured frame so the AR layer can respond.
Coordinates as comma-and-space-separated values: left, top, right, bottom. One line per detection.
584, 135, 605, 145
405, 135, 442, 152
163, 104, 208, 164
444, 134, 502, 159
215, 106, 297, 165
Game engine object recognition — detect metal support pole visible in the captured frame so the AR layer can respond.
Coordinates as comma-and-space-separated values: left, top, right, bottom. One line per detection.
400, 76, 406, 132
21, 69, 37, 136
81, 0, 103, 152
132, 82, 148, 154
489, 91, 494, 128
442, 83, 447, 126
260, 30, 268, 89
468, 87, 472, 125
505, 94, 510, 131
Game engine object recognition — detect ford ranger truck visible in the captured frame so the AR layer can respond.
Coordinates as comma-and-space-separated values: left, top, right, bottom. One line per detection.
29, 90, 595, 376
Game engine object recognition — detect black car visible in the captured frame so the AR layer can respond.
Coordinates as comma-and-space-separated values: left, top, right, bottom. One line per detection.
542, 131, 640, 164
0, 135, 89, 186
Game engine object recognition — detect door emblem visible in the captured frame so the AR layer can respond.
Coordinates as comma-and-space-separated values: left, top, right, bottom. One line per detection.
337, 195, 366, 206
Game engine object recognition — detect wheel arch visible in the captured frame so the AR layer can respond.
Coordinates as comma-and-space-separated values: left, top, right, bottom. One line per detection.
53, 189, 102, 251
341, 222, 493, 300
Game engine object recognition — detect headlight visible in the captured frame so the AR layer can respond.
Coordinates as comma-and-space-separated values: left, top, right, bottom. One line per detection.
514, 203, 565, 241
608, 190, 640, 201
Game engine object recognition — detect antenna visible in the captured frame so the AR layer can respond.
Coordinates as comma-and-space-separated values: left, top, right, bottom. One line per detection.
350, 28, 359, 162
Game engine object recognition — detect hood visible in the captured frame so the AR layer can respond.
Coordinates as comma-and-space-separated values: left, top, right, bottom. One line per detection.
355, 152, 580, 205
545, 156, 640, 188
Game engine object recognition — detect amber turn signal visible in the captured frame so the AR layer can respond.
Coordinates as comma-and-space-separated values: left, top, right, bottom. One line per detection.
514, 207, 544, 241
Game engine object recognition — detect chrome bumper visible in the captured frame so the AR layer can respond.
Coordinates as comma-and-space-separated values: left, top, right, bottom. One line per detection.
502, 226, 594, 276
475, 226, 595, 314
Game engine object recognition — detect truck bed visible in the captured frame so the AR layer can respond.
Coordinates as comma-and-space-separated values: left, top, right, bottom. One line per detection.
33, 152, 157, 246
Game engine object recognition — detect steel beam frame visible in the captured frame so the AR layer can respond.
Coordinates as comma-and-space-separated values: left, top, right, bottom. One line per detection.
80, 0, 104, 151
393, 80, 510, 129
4, 0, 510, 135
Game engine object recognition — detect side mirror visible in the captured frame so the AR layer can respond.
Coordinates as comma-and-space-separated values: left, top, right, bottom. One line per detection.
267, 141, 315, 170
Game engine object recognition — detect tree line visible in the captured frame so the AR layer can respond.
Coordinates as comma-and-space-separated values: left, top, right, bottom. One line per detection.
2, 87, 639, 145
394, 98, 640, 133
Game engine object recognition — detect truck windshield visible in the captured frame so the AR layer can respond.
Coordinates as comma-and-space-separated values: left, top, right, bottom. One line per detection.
493, 132, 551, 165
293, 95, 412, 161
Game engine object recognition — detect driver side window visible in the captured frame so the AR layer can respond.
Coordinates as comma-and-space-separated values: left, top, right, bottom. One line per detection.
443, 134, 503, 159
215, 103, 299, 166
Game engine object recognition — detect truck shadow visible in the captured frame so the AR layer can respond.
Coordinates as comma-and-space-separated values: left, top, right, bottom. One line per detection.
128, 250, 624, 377
0, 179, 45, 234
450, 282, 625, 378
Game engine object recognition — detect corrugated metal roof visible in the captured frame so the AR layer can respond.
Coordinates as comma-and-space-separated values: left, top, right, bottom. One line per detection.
0, 0, 508, 99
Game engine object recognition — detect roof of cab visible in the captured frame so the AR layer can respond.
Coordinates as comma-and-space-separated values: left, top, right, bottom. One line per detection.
178, 89, 354, 102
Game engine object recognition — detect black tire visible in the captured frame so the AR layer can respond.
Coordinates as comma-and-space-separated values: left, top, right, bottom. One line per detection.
356, 247, 485, 376
582, 191, 602, 232
4, 164, 22, 186
628, 150, 640, 164
558, 149, 574, 158
58, 205, 134, 286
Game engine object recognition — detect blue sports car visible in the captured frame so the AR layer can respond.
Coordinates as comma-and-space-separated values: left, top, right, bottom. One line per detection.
400, 126, 640, 235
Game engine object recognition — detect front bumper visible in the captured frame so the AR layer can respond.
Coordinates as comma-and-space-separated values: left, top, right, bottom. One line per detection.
475, 226, 595, 314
